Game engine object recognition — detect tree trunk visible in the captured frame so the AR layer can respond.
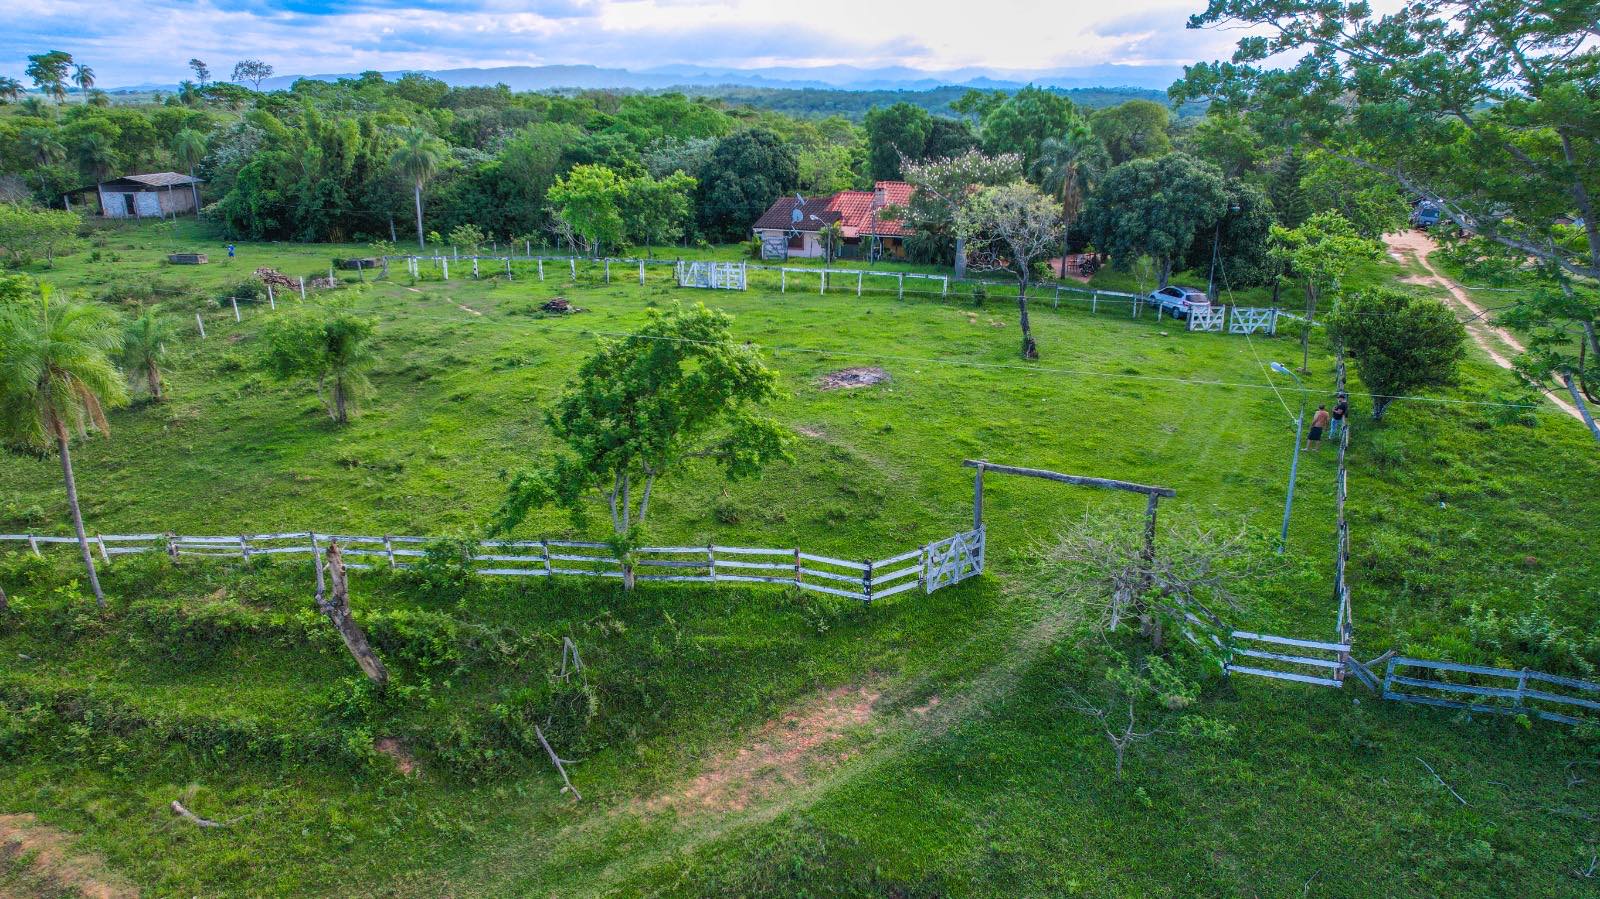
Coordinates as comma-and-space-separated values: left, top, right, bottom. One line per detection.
1300, 284, 1316, 374
1372, 395, 1394, 420
413, 182, 425, 249
54, 423, 104, 608
953, 235, 967, 280
1561, 371, 1600, 443
318, 541, 389, 686
1017, 278, 1038, 359
1157, 257, 1173, 289
188, 166, 199, 212
333, 378, 348, 424
146, 362, 162, 400
1, 582, 9, 614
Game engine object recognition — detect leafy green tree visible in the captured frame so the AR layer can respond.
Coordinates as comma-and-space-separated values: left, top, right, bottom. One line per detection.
547, 164, 626, 258
622, 170, 696, 257
1174, 0, 1600, 436
863, 102, 932, 180
979, 85, 1078, 172
1030, 119, 1109, 271
1089, 100, 1172, 166
230, 59, 273, 91
696, 129, 798, 241
0, 205, 82, 267
389, 126, 448, 249
0, 77, 22, 104
0, 284, 126, 605
1080, 153, 1229, 288
173, 128, 207, 211
796, 144, 860, 194
1183, 180, 1277, 290
1299, 152, 1409, 241
120, 306, 179, 400
1269, 212, 1381, 372
70, 64, 94, 104
900, 150, 1022, 274
1328, 288, 1467, 420
495, 303, 791, 589
1184, 113, 1266, 179
446, 223, 485, 255
957, 181, 1062, 359
1268, 151, 1310, 230
922, 117, 978, 161
25, 51, 72, 105
261, 307, 375, 424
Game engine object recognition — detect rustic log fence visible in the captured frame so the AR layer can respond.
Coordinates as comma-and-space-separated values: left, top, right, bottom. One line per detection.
0, 528, 983, 603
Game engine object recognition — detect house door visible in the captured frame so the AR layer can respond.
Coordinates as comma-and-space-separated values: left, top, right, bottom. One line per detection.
788, 233, 804, 249
123, 194, 137, 216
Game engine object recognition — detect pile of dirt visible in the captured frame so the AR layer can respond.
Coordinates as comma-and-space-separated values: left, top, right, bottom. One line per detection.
818, 367, 889, 390
254, 267, 297, 288
540, 297, 584, 314
0, 813, 137, 899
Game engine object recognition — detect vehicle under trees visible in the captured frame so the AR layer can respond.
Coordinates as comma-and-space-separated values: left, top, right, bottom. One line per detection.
1079, 153, 1229, 289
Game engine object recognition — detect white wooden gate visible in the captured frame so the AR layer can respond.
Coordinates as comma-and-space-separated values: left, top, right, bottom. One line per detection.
1228, 307, 1279, 335
676, 261, 746, 290
1188, 307, 1225, 332
924, 527, 984, 593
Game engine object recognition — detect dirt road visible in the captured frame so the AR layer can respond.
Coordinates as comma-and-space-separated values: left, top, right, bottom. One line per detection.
1383, 230, 1583, 422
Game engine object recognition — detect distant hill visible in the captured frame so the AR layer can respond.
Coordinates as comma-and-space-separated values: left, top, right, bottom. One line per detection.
674, 85, 1197, 121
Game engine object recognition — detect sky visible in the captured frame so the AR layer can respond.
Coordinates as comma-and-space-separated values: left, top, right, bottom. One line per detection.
0, 0, 1254, 88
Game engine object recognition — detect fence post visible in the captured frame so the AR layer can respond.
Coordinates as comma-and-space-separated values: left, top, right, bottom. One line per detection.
898, 273, 904, 299
239, 534, 251, 562
27, 534, 39, 556
794, 548, 802, 585
299, 276, 307, 300
605, 259, 610, 282
639, 260, 645, 285
740, 260, 748, 290
472, 257, 479, 279
195, 312, 206, 338
382, 535, 395, 569
1053, 287, 1059, 310
525, 239, 531, 257
453, 246, 458, 260
506, 257, 512, 279
165, 532, 179, 564
570, 257, 576, 280
267, 283, 276, 309
310, 533, 324, 594
863, 560, 874, 604
231, 296, 240, 322
1091, 291, 1098, 314
857, 271, 863, 296
94, 534, 110, 565
820, 269, 826, 295
329, 264, 337, 286
442, 259, 449, 280
538, 259, 544, 281
920, 544, 930, 590
707, 544, 717, 581
941, 276, 948, 297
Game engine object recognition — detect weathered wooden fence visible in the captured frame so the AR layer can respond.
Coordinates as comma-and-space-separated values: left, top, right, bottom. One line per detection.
0, 528, 984, 604
1225, 631, 1350, 687
1382, 657, 1600, 725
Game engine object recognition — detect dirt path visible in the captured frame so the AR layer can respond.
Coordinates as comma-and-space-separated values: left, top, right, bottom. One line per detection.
1384, 230, 1583, 422
0, 813, 137, 899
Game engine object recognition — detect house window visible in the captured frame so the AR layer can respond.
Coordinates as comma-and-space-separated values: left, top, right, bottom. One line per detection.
788, 233, 804, 249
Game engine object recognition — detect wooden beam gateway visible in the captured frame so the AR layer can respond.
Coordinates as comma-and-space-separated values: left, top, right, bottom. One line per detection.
960, 459, 1176, 563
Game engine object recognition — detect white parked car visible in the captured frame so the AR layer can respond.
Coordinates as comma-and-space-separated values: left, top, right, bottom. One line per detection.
1148, 285, 1211, 319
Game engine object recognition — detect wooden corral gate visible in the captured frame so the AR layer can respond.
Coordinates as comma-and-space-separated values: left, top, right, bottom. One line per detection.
676, 260, 746, 290
1228, 307, 1279, 335
1188, 307, 1226, 332
924, 528, 985, 592
1226, 631, 1350, 687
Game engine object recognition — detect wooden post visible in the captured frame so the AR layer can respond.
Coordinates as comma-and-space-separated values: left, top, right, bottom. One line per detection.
1092, 291, 1098, 314
941, 276, 948, 297
195, 312, 206, 338
231, 296, 240, 322
740, 260, 747, 290
1053, 287, 1060, 310
541, 538, 552, 577
639, 260, 645, 285
525, 239, 531, 256
569, 257, 576, 280
857, 271, 863, 296
472, 257, 479, 279
96, 535, 110, 565
27, 534, 39, 556
820, 269, 826, 295
453, 246, 458, 260
538, 259, 545, 281
781, 269, 786, 292
506, 257, 512, 279
299, 276, 307, 300
972, 462, 985, 530
267, 283, 276, 309
166, 532, 179, 564
318, 540, 389, 686
604, 259, 610, 282
442, 259, 449, 280
898, 273, 904, 299
707, 544, 717, 581
239, 534, 251, 562
383, 536, 396, 569
863, 560, 874, 604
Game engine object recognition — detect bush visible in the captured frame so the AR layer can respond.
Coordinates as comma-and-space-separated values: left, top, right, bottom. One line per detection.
223, 277, 268, 305
971, 284, 987, 307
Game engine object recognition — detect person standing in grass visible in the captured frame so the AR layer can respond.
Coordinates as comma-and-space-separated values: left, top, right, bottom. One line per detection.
1329, 393, 1348, 439
1308, 404, 1331, 451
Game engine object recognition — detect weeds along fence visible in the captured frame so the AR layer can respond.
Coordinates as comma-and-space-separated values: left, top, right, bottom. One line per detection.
0, 527, 985, 604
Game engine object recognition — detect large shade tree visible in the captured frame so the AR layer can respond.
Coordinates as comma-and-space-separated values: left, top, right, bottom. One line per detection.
261, 307, 376, 424
1079, 153, 1229, 288
1173, 0, 1600, 438
547, 163, 626, 257
1328, 288, 1467, 421
1031, 119, 1109, 274
957, 181, 1062, 359
980, 85, 1080, 172
696, 128, 798, 241
0, 282, 127, 606
863, 102, 932, 180
495, 303, 791, 589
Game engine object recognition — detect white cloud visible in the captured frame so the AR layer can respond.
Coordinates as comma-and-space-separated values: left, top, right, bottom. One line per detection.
0, 0, 1248, 86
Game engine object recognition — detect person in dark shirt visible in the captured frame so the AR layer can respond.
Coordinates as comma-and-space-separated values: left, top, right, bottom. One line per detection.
1330, 393, 1349, 438
1308, 405, 1331, 450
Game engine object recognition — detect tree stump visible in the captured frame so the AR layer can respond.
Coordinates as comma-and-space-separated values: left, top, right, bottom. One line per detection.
318, 541, 389, 686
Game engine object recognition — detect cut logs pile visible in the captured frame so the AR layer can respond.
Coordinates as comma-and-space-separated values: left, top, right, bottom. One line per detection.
540, 297, 583, 314
256, 267, 338, 291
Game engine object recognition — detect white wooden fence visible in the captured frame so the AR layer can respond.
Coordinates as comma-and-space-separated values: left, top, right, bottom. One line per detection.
676, 260, 747, 290
1382, 657, 1600, 726
0, 527, 985, 604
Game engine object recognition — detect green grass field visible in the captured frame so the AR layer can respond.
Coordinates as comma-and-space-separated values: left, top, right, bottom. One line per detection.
1, 220, 1597, 896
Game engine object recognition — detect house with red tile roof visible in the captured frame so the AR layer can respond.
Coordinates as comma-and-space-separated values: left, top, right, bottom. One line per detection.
751, 181, 914, 260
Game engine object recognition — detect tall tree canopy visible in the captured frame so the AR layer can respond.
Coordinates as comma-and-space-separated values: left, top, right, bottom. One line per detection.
1328, 288, 1467, 420
863, 102, 933, 181
1080, 152, 1229, 287
979, 85, 1080, 172
696, 129, 798, 241
1089, 100, 1172, 166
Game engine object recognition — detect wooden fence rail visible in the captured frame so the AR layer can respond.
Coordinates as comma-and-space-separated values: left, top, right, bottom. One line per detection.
1382, 657, 1600, 726
0, 528, 984, 603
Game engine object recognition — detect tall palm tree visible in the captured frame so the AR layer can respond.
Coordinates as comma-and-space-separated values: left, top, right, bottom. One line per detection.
173, 129, 207, 210
0, 285, 127, 607
71, 64, 95, 104
388, 126, 447, 249
18, 97, 50, 118
21, 128, 65, 167
1032, 121, 1108, 277
75, 132, 117, 182
120, 307, 178, 400
0, 77, 21, 103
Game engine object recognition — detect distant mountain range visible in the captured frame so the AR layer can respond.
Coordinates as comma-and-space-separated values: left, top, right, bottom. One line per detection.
110, 62, 1186, 94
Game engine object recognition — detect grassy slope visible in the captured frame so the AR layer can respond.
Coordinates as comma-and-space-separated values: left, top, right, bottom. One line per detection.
0, 221, 1597, 896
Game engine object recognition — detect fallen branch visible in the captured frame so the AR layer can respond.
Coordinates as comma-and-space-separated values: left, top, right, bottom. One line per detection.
1417, 757, 1467, 805
171, 800, 224, 828
535, 724, 581, 801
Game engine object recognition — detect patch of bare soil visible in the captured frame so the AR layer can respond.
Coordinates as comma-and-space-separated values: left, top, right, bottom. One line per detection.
794, 425, 825, 439
817, 367, 889, 391
646, 684, 881, 815
0, 814, 136, 899
374, 738, 419, 778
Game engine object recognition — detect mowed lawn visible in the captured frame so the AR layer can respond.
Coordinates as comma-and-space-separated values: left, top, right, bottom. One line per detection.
0, 221, 1597, 897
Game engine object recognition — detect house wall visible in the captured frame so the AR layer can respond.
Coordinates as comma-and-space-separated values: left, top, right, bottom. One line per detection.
96, 185, 198, 218
753, 228, 824, 258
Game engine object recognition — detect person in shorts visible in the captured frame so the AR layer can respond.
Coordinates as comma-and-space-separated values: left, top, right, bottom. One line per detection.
1308, 404, 1331, 450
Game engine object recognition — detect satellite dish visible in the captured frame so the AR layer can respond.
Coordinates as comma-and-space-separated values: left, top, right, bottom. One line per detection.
791, 206, 803, 225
